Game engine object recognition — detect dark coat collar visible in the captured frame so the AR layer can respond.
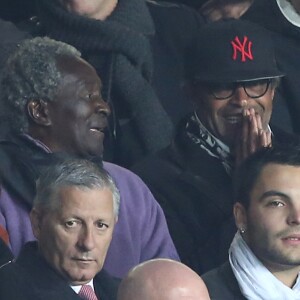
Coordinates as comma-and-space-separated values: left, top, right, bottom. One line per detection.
14, 241, 119, 300
163, 117, 233, 213
218, 262, 246, 299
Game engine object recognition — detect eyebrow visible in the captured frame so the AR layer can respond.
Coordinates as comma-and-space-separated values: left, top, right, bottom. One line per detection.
62, 216, 110, 224
258, 190, 289, 202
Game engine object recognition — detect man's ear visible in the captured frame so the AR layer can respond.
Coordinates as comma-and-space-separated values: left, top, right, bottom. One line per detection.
233, 202, 247, 231
27, 99, 52, 126
30, 207, 43, 240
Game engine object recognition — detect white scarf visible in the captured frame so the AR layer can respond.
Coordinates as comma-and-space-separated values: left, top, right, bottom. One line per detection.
229, 231, 300, 300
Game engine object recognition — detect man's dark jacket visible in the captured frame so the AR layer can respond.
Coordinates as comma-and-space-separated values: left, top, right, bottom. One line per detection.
132, 117, 298, 274
0, 242, 119, 300
202, 261, 246, 300
0, 238, 13, 267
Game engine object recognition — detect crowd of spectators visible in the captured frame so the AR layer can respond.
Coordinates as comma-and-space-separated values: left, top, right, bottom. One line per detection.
1, 0, 300, 299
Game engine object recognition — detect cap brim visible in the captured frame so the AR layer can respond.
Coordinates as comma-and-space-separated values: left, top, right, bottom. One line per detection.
193, 71, 285, 83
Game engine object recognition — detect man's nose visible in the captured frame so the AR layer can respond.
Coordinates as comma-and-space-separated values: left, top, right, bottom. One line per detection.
230, 86, 249, 106
78, 226, 96, 251
287, 207, 300, 226
94, 96, 111, 117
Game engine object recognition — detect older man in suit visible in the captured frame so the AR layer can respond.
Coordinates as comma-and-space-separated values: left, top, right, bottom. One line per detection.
0, 158, 120, 300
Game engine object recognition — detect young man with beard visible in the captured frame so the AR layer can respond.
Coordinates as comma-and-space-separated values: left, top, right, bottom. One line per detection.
203, 144, 300, 299
132, 19, 296, 274
0, 37, 179, 279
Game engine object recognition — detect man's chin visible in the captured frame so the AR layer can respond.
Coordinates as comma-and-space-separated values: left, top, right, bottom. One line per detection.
68, 271, 97, 285
78, 147, 104, 160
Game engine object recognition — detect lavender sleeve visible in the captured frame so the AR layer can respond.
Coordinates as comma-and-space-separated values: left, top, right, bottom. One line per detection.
103, 162, 179, 278
0, 187, 35, 257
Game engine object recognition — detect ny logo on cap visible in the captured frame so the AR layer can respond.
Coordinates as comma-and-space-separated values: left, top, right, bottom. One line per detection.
231, 36, 253, 62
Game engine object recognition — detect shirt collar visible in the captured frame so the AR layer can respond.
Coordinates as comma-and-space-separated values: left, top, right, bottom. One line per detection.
70, 279, 95, 294
22, 133, 52, 153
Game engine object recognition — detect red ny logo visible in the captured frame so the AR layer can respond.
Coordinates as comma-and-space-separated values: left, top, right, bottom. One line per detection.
231, 36, 253, 62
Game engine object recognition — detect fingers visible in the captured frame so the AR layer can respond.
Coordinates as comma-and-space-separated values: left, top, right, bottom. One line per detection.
260, 129, 272, 148
256, 109, 263, 133
255, 110, 268, 147
241, 109, 249, 159
260, 131, 268, 147
235, 108, 272, 166
249, 108, 258, 154
266, 130, 272, 147
255, 109, 267, 148
235, 108, 250, 166
249, 108, 271, 149
255, 110, 272, 148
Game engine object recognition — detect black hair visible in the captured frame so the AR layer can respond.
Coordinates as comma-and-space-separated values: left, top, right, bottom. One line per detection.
234, 142, 300, 208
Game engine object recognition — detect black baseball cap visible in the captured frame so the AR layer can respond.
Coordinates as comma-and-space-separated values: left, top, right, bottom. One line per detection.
186, 19, 284, 83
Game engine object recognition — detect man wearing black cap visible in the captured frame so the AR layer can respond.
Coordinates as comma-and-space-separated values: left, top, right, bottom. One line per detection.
132, 19, 297, 275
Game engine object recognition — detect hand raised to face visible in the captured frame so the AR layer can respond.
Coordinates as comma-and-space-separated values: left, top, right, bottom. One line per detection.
235, 107, 272, 167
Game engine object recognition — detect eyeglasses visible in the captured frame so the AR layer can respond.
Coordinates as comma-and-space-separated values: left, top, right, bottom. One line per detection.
203, 79, 271, 100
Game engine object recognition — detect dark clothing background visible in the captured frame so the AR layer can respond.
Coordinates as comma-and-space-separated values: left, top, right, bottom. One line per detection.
0, 238, 13, 267
149, 1, 203, 126
242, 0, 300, 134
0, 0, 36, 23
132, 116, 298, 274
202, 261, 246, 300
0, 19, 30, 79
0, 241, 119, 300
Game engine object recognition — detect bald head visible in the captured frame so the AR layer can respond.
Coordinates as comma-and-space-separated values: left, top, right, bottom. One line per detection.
117, 259, 211, 300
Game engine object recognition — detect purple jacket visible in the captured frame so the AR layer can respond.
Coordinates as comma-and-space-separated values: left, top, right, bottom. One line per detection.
0, 140, 179, 278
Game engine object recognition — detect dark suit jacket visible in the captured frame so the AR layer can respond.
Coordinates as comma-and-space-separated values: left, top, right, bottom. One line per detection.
202, 261, 246, 300
0, 242, 119, 300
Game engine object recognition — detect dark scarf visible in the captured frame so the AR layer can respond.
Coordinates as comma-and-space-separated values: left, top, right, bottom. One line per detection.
36, 0, 173, 154
186, 112, 233, 174
0, 134, 103, 209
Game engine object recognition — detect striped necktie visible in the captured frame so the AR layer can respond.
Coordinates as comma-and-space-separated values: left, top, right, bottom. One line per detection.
78, 285, 99, 300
